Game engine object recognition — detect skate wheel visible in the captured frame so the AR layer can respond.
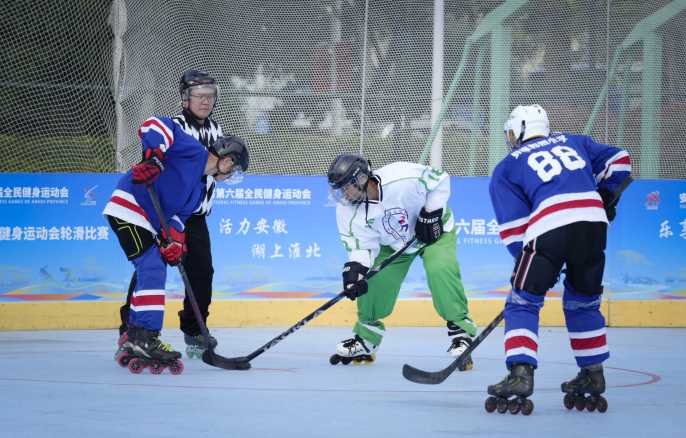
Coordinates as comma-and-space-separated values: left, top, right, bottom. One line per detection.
352, 357, 364, 365
117, 353, 131, 367
586, 402, 596, 412
596, 396, 608, 413
509, 403, 521, 415
149, 361, 164, 374
496, 399, 509, 414
521, 399, 534, 416
169, 360, 184, 375
186, 346, 195, 358
467, 363, 473, 370
364, 354, 376, 365
484, 397, 497, 413
340, 357, 352, 365
128, 358, 144, 374
574, 400, 585, 411
329, 354, 341, 365
563, 394, 574, 410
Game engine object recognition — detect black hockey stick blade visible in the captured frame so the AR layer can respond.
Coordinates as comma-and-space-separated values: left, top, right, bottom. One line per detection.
147, 185, 251, 371
202, 350, 251, 370
402, 311, 504, 385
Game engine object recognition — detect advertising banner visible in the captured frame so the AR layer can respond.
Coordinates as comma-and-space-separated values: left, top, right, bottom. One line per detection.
1, 174, 685, 304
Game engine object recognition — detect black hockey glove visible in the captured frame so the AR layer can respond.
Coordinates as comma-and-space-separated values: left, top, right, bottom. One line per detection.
597, 188, 618, 222
415, 207, 444, 244
342, 261, 369, 301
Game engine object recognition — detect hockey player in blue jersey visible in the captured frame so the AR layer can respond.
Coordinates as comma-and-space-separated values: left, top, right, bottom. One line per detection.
484, 104, 631, 414
103, 116, 249, 373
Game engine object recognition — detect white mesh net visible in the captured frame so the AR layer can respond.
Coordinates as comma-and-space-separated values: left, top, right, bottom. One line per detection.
1, 0, 684, 178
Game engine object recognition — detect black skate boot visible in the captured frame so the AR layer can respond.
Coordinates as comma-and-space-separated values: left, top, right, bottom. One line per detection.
562, 363, 607, 413
447, 322, 474, 371
330, 334, 379, 365
115, 323, 137, 367
485, 363, 535, 415
184, 332, 218, 359
128, 326, 184, 375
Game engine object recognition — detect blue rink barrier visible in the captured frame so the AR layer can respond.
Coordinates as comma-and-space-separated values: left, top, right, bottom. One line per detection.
0, 174, 684, 329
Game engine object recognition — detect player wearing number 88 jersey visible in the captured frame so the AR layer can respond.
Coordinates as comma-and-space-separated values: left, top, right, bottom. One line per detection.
485, 104, 631, 413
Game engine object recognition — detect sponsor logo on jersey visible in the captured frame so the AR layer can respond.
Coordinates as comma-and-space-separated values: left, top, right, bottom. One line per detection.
645, 191, 659, 210
82, 186, 98, 206
382, 208, 410, 243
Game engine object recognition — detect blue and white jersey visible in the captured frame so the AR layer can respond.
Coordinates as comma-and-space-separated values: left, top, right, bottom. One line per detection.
489, 133, 631, 258
103, 116, 209, 234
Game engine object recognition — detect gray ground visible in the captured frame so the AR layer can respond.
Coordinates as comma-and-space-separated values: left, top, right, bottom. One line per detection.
0, 326, 683, 437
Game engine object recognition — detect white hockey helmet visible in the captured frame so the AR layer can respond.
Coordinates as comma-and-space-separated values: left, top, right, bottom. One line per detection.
504, 104, 550, 151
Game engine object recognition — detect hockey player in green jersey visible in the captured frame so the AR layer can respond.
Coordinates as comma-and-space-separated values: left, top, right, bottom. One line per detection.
327, 154, 476, 368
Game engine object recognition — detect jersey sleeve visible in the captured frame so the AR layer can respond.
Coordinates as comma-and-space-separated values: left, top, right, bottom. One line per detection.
583, 135, 632, 194
489, 168, 531, 258
138, 116, 177, 155
423, 167, 451, 212
337, 205, 380, 269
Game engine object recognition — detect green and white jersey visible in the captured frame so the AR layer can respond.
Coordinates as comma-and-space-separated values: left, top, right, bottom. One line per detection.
336, 162, 454, 268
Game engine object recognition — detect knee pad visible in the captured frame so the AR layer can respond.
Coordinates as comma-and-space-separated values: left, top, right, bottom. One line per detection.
562, 280, 602, 312
511, 247, 562, 295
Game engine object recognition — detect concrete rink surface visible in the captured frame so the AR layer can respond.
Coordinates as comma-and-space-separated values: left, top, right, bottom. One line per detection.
0, 326, 683, 437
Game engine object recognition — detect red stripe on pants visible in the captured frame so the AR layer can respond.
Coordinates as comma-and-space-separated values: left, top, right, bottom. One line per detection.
570, 334, 607, 351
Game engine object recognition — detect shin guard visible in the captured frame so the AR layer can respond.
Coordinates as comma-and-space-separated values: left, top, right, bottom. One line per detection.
504, 289, 545, 369
562, 279, 609, 367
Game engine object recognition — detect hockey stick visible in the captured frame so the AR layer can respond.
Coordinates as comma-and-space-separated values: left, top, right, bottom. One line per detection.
403, 310, 504, 384
605, 174, 633, 209
402, 175, 635, 385
242, 238, 418, 362
147, 185, 250, 370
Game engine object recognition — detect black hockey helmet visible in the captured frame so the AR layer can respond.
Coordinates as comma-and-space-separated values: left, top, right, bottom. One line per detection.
327, 153, 372, 206
179, 70, 218, 98
210, 136, 249, 185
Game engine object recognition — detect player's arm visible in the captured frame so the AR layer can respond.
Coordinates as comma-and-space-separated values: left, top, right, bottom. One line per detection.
415, 166, 450, 244
584, 135, 632, 221
132, 117, 176, 185
337, 206, 380, 301
489, 171, 531, 259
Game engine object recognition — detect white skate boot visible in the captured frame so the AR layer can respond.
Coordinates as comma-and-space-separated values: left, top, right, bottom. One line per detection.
330, 334, 379, 365
447, 322, 474, 371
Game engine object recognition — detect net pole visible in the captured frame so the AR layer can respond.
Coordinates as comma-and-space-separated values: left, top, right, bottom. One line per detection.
605, 0, 610, 144
358, 0, 369, 155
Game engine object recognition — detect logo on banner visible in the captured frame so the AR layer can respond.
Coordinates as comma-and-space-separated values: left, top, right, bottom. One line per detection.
645, 191, 659, 210
82, 186, 98, 206
324, 190, 338, 207
382, 208, 410, 243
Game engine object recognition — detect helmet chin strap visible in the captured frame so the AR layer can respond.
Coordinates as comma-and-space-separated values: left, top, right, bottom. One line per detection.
213, 158, 231, 178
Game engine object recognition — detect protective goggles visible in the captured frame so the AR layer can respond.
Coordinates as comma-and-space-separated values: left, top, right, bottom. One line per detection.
182, 84, 219, 102
330, 174, 368, 206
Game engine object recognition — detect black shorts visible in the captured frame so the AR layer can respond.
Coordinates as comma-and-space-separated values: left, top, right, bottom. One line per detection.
107, 216, 156, 261
511, 221, 607, 297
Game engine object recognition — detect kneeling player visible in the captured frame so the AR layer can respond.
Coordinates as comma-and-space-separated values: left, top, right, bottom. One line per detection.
103, 117, 248, 373
327, 154, 476, 368
485, 104, 630, 414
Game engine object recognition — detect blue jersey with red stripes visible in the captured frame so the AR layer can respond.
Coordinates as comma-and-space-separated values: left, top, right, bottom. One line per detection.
489, 133, 631, 258
103, 116, 209, 234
